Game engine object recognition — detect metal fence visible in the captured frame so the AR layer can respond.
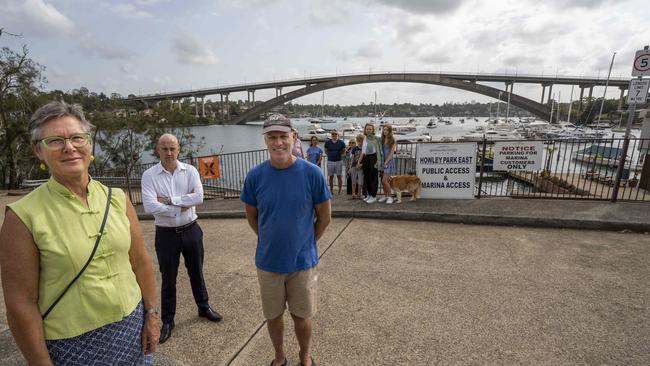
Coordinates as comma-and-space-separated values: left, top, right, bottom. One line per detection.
385, 137, 649, 202
24, 137, 650, 204
474, 137, 649, 202
94, 149, 271, 204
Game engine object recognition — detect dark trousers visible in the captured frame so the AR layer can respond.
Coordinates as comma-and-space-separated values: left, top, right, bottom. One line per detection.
154, 222, 209, 324
362, 153, 378, 197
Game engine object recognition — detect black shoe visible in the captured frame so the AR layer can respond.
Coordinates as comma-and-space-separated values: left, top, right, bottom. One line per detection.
159, 322, 174, 344
198, 306, 223, 322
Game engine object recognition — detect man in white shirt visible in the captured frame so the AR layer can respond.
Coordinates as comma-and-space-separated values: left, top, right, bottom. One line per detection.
141, 134, 222, 344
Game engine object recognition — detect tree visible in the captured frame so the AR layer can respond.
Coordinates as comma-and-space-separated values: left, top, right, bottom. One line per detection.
144, 107, 205, 161
0, 42, 46, 188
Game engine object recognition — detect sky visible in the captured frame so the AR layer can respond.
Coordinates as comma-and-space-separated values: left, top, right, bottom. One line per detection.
1, 0, 649, 107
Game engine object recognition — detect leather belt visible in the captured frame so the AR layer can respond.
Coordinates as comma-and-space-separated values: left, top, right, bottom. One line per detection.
156, 220, 197, 233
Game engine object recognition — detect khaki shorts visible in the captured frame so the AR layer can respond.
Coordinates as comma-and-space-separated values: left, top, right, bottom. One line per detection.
257, 266, 318, 319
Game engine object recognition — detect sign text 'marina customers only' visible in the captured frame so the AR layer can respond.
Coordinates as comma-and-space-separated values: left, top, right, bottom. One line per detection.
416, 143, 475, 199
493, 141, 543, 171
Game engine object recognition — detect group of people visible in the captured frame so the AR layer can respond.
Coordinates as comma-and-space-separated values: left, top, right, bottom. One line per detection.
0, 103, 328, 366
291, 123, 399, 204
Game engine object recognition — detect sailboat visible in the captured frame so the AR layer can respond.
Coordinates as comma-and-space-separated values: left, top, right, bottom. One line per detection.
373, 91, 389, 121
309, 91, 336, 123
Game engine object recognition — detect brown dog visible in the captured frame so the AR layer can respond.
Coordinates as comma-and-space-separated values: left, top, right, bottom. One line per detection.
388, 175, 421, 203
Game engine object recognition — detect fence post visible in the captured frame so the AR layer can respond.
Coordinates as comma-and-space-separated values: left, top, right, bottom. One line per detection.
125, 165, 134, 204
611, 102, 636, 202
477, 138, 487, 199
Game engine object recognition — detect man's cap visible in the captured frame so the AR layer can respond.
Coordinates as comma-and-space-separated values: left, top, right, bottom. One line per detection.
262, 113, 293, 134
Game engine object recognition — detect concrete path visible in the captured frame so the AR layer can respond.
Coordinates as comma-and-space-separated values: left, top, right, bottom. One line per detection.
1, 194, 649, 365
155, 194, 650, 233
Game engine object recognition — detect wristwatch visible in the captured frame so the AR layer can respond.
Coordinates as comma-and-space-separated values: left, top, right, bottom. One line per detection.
163, 197, 172, 205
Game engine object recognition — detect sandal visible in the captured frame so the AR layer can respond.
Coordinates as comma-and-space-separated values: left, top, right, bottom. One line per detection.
299, 357, 316, 366
269, 358, 287, 366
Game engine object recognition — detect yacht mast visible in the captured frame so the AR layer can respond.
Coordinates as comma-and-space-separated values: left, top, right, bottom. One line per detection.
374, 91, 377, 117
549, 93, 555, 124
567, 85, 574, 123
597, 52, 616, 122
557, 91, 561, 123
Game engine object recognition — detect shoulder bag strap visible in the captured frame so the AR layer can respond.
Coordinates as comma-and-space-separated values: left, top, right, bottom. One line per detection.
42, 187, 113, 320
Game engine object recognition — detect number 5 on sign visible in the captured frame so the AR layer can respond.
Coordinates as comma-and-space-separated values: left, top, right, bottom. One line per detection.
632, 49, 650, 76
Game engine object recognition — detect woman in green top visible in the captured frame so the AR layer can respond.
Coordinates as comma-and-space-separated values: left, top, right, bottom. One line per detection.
0, 101, 160, 365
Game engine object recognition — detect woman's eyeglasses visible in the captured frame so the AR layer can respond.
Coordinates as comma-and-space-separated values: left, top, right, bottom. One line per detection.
38, 133, 91, 151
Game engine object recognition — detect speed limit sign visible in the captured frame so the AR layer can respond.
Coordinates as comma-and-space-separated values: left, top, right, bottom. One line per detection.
632, 49, 650, 76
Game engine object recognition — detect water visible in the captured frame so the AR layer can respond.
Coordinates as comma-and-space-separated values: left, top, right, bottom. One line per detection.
143, 117, 482, 163
138, 117, 642, 164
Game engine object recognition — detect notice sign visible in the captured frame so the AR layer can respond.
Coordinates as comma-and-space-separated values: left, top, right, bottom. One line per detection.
493, 141, 543, 171
416, 142, 475, 199
198, 155, 220, 179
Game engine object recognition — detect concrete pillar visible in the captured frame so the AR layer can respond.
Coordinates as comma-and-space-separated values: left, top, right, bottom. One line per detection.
225, 93, 230, 120
194, 96, 198, 117
578, 87, 585, 114
178, 99, 182, 110
252, 90, 255, 105
276, 87, 282, 97
220, 94, 224, 121
247, 90, 251, 107
201, 96, 205, 118
547, 84, 553, 104
588, 86, 593, 100
541, 85, 546, 104
618, 87, 625, 110
505, 82, 513, 121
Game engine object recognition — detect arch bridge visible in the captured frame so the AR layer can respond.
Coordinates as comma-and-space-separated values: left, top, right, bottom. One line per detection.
127, 72, 631, 124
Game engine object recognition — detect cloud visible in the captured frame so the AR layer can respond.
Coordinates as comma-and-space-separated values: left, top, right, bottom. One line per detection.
1, 0, 75, 37
332, 49, 351, 62
419, 52, 451, 64
119, 63, 139, 81
78, 35, 134, 60
219, 0, 283, 8
548, 0, 614, 8
368, 0, 463, 14
502, 55, 543, 67
356, 44, 383, 59
100, 2, 154, 19
171, 33, 218, 65
308, 0, 351, 27
394, 18, 428, 45
135, 0, 169, 5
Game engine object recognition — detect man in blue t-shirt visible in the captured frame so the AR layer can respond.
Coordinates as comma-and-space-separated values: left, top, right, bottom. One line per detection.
323, 130, 346, 195
240, 113, 331, 366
